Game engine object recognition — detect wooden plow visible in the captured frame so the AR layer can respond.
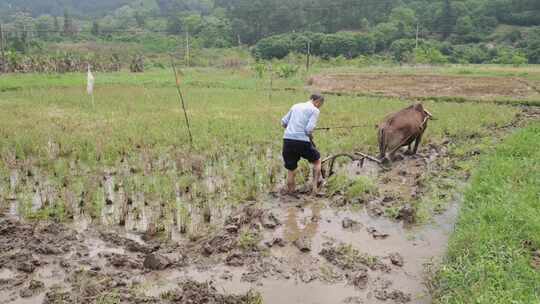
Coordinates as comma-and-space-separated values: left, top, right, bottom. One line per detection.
321, 151, 382, 179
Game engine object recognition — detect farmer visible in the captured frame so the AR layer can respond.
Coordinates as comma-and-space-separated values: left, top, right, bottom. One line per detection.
281, 93, 325, 196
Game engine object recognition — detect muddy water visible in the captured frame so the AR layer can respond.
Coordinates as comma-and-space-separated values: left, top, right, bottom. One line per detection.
0, 194, 459, 304
0, 260, 66, 304
138, 197, 459, 304
274, 201, 456, 303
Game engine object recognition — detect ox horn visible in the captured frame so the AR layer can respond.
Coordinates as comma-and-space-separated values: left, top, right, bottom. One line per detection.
424, 109, 437, 120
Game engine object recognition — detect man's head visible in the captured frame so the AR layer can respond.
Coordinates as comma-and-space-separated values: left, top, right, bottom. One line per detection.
310, 93, 325, 108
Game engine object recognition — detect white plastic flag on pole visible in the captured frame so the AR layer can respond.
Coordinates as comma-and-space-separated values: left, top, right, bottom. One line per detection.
87, 64, 95, 107
87, 65, 95, 96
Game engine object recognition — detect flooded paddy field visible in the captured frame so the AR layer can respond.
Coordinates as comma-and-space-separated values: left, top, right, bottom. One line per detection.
0, 66, 539, 303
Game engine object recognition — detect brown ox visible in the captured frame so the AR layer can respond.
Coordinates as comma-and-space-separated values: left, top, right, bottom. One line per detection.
378, 103, 433, 162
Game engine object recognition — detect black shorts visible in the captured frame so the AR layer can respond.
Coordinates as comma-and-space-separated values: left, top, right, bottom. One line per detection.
282, 139, 321, 171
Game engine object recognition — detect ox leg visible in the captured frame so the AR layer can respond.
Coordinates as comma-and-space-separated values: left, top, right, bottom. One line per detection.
412, 132, 424, 154
378, 130, 386, 160
405, 137, 417, 155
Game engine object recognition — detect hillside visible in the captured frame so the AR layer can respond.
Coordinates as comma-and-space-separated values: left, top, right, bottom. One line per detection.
0, 0, 539, 65
0, 0, 130, 18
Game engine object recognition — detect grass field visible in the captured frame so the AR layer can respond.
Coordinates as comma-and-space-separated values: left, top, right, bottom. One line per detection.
434, 122, 540, 304
0, 67, 519, 220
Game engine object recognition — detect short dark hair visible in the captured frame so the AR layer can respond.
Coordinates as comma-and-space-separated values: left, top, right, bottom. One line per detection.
311, 93, 324, 103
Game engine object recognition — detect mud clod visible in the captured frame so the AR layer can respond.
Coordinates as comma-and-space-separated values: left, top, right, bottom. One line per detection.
374, 289, 412, 303
16, 260, 38, 273
347, 269, 368, 289
225, 225, 239, 234
202, 234, 237, 256
320, 244, 378, 271
264, 237, 286, 248
261, 212, 281, 229
343, 296, 364, 303
43, 286, 73, 304
300, 272, 317, 283
367, 227, 389, 240
389, 253, 404, 267
342, 218, 362, 230
397, 204, 416, 224
19, 279, 44, 298
144, 253, 172, 270
161, 280, 261, 303
99, 231, 155, 254
367, 202, 384, 217
105, 253, 142, 269
293, 236, 312, 252
33, 243, 63, 255
225, 252, 245, 267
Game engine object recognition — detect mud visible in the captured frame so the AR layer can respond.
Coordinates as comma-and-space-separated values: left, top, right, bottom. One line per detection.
0, 189, 460, 304
327, 141, 450, 224
308, 73, 540, 100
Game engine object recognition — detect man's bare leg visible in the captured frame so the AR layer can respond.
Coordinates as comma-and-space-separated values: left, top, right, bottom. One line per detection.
287, 170, 296, 193
312, 159, 322, 194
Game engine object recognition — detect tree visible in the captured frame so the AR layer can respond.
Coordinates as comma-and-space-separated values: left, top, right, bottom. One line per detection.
321, 33, 357, 58
135, 12, 146, 28
53, 16, 60, 32
454, 16, 475, 43
526, 28, 540, 63
390, 39, 416, 62
166, 15, 183, 35
183, 14, 203, 35
91, 21, 100, 36
439, 0, 457, 39
198, 17, 233, 48
35, 15, 54, 40
373, 22, 399, 51
360, 18, 370, 31
253, 35, 291, 59
63, 9, 73, 36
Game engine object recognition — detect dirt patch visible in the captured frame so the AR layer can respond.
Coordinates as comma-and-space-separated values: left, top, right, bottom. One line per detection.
309, 73, 539, 100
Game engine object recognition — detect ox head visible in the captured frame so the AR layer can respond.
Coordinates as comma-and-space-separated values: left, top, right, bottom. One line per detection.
413, 103, 435, 120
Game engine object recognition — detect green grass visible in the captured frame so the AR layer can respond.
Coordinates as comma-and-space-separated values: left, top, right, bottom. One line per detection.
434, 123, 540, 304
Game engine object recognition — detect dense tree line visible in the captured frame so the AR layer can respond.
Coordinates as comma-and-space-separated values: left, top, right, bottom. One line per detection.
0, 0, 131, 18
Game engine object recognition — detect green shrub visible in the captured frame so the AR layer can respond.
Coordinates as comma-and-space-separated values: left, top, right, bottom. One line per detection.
390, 38, 416, 62
355, 34, 376, 55
252, 35, 292, 60
321, 33, 357, 58
414, 45, 449, 64
491, 48, 528, 66
526, 28, 540, 64
253, 63, 266, 78
276, 64, 299, 78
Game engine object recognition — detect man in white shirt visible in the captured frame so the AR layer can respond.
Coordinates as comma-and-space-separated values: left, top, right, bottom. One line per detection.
281, 94, 325, 196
